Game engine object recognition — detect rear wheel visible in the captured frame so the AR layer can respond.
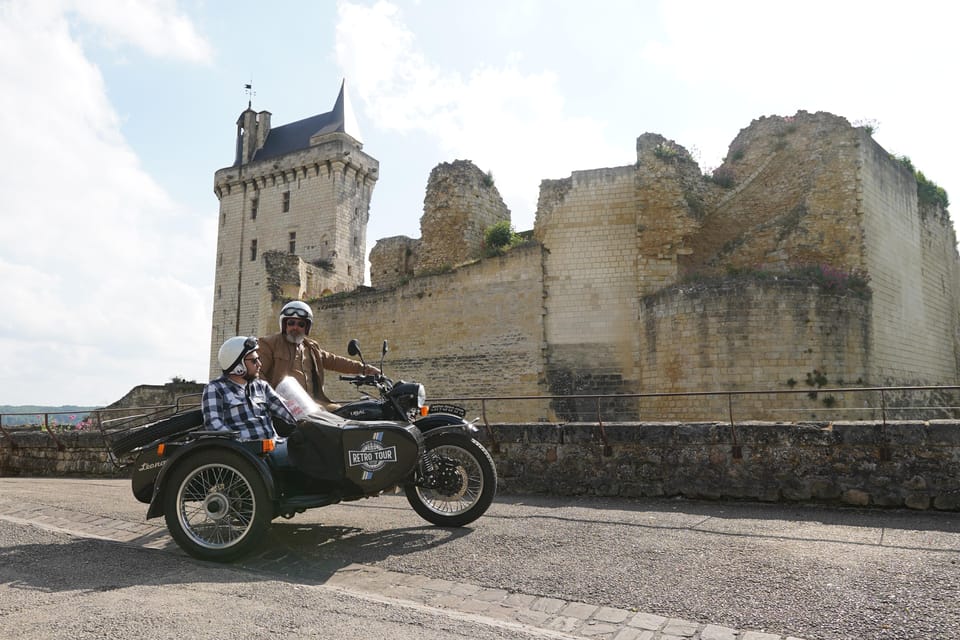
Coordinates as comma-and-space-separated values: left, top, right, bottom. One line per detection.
163, 449, 272, 562
405, 433, 497, 527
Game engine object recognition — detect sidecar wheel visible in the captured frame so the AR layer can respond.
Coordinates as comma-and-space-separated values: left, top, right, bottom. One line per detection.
405, 433, 497, 527
163, 449, 271, 562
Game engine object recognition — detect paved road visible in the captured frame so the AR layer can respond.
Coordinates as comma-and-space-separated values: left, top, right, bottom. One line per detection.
1, 478, 959, 639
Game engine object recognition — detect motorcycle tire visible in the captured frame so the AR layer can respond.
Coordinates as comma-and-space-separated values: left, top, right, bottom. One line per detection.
405, 433, 497, 527
163, 448, 272, 562
110, 409, 203, 456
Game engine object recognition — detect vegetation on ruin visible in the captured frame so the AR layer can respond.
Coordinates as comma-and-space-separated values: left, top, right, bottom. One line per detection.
483, 220, 521, 257
894, 155, 950, 209
653, 142, 681, 161
854, 118, 879, 135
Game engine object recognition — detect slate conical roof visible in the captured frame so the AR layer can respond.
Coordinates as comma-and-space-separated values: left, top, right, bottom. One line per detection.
251, 80, 363, 162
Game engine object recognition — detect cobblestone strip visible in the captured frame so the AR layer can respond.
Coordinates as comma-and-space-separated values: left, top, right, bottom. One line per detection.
0, 498, 174, 550
0, 499, 808, 640
324, 564, 809, 640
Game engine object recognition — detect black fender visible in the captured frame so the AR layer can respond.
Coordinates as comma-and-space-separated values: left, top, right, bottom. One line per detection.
146, 437, 277, 520
414, 414, 480, 438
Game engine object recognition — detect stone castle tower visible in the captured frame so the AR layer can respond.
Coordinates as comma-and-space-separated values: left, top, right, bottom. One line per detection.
209, 81, 378, 376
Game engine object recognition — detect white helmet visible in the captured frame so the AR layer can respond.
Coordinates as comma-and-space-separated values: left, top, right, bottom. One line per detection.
218, 336, 258, 376
279, 300, 313, 334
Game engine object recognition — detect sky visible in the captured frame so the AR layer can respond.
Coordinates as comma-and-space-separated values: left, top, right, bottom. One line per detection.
1, 0, 957, 407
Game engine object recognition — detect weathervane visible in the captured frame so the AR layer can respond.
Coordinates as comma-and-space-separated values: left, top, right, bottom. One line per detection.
244, 79, 256, 108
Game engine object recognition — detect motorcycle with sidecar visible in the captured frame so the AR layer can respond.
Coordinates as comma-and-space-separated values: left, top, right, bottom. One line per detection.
113, 340, 496, 562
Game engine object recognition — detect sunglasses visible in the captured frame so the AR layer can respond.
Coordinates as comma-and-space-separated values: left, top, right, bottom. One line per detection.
285, 319, 308, 328
281, 308, 310, 318
243, 356, 261, 364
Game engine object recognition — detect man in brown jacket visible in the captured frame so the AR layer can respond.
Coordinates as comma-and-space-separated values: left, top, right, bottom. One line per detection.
258, 300, 379, 410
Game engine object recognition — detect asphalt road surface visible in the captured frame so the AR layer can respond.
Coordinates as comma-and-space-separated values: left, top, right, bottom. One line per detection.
1, 478, 959, 640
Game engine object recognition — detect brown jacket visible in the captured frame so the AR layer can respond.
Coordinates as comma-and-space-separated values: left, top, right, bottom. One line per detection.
257, 333, 366, 408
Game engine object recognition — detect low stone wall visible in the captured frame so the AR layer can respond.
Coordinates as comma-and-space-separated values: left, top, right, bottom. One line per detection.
0, 430, 128, 478
2, 421, 958, 510
490, 421, 960, 510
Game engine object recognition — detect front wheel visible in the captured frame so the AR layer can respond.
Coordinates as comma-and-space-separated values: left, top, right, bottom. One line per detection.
405, 433, 497, 527
163, 449, 272, 562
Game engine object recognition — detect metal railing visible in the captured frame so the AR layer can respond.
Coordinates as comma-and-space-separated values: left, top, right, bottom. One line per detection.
0, 394, 202, 458
2, 386, 958, 456
431, 384, 960, 422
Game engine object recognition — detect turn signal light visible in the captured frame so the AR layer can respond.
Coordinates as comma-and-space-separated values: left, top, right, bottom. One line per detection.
261, 439, 276, 453
420, 406, 429, 417
157, 443, 166, 456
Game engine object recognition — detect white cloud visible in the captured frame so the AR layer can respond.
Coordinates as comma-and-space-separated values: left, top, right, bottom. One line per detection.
642, 0, 960, 223
68, 0, 214, 64
0, 0, 213, 405
335, 0, 630, 229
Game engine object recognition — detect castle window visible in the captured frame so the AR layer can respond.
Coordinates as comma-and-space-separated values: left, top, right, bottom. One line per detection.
217, 253, 222, 267
220, 211, 226, 227
250, 239, 258, 262
251, 197, 258, 220
282, 191, 290, 212
289, 232, 296, 254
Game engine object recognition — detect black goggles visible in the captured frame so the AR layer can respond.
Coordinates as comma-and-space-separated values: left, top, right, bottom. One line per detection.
243, 336, 258, 350
281, 308, 310, 319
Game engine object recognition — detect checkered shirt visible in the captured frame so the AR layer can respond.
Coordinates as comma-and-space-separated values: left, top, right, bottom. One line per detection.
201, 376, 296, 440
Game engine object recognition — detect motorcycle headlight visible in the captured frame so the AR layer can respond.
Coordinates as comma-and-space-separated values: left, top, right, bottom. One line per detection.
392, 382, 426, 412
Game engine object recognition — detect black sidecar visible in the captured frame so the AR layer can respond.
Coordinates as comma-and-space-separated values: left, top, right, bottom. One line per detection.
121, 411, 496, 562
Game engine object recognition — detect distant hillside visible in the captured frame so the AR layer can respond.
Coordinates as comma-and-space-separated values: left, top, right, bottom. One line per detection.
0, 405, 96, 427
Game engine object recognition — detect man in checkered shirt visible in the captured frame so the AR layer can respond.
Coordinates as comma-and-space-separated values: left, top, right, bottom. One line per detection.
202, 336, 297, 440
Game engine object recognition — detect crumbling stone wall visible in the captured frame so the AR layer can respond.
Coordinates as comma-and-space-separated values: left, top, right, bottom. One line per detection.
369, 235, 420, 290
274, 110, 958, 422
313, 244, 546, 420
416, 160, 511, 273
681, 112, 866, 277
859, 134, 960, 385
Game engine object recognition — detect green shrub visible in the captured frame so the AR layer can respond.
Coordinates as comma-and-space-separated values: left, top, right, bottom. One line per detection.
484, 220, 519, 257
894, 155, 950, 209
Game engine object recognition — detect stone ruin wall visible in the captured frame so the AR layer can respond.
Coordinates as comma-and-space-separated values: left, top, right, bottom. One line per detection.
276, 111, 958, 421
680, 113, 866, 278
639, 281, 871, 422
533, 165, 646, 410
369, 160, 510, 286
368, 235, 419, 290
311, 245, 546, 423
859, 136, 960, 386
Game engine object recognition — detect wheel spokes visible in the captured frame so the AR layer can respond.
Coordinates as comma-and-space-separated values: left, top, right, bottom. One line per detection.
417, 446, 484, 516
177, 463, 257, 549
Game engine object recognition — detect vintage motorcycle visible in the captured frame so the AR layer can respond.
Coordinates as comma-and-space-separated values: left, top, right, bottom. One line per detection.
112, 340, 496, 562
331, 339, 470, 425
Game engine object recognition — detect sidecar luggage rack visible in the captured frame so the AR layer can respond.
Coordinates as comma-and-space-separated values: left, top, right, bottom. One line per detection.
93, 394, 202, 469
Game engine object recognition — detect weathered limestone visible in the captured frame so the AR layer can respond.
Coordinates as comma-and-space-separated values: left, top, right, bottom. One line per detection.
221, 108, 959, 423
209, 87, 379, 376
